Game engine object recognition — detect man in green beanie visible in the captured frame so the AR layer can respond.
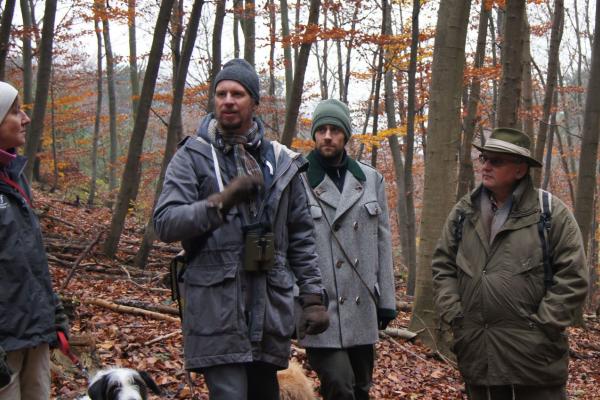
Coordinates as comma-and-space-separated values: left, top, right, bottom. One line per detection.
298, 99, 397, 400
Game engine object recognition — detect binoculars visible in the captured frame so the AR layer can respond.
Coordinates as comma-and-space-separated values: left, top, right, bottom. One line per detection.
243, 223, 275, 272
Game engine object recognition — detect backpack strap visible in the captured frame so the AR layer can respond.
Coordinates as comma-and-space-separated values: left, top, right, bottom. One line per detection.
537, 189, 553, 289
453, 209, 466, 248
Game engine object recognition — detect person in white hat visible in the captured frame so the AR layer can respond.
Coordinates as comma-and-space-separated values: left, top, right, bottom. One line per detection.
432, 127, 588, 400
0, 81, 68, 399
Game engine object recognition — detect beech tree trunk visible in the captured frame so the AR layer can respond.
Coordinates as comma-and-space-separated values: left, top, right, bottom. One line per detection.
532, 0, 564, 186
24, 0, 57, 182
207, 0, 225, 112
457, 0, 489, 200
134, 0, 205, 269
408, 0, 471, 352
88, 8, 103, 207
574, 0, 600, 249
19, 0, 33, 116
128, 0, 140, 118
0, 0, 16, 80
103, 0, 176, 257
101, 2, 119, 194
280, 0, 321, 147
242, 0, 255, 66
496, 0, 526, 128
280, 0, 293, 105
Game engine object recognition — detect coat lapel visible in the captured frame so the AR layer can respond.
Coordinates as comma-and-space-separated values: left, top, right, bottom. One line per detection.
313, 176, 340, 210
333, 172, 364, 223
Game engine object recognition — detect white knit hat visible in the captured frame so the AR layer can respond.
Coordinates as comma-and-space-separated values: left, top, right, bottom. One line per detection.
0, 81, 19, 123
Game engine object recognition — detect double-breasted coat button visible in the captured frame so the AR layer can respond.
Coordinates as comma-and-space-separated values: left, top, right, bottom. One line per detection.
354, 258, 359, 266
355, 296, 360, 305
333, 223, 341, 231
339, 296, 346, 304
353, 221, 359, 230
336, 260, 344, 268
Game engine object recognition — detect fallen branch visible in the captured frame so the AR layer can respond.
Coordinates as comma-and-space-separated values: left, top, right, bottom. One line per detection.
381, 327, 417, 340
80, 298, 179, 323
115, 299, 179, 316
60, 230, 105, 292
144, 330, 180, 346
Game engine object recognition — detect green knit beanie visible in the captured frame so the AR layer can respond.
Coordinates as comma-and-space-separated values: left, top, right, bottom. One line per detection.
310, 99, 352, 142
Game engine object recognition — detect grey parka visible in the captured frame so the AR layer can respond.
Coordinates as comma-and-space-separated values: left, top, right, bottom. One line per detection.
153, 116, 324, 370
432, 175, 588, 386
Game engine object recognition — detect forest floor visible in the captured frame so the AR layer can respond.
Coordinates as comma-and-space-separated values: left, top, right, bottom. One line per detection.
36, 190, 600, 399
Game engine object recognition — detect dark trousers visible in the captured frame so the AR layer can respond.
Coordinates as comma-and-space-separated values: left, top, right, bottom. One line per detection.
466, 384, 567, 400
202, 361, 280, 400
306, 345, 375, 400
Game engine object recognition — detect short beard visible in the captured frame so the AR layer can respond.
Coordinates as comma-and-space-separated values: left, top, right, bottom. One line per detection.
318, 147, 344, 164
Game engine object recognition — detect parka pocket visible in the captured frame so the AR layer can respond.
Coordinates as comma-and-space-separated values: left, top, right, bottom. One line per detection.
310, 205, 322, 219
184, 263, 239, 336
264, 264, 295, 337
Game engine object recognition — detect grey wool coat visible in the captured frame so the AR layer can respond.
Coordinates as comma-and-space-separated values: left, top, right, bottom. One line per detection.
153, 115, 324, 370
298, 153, 396, 348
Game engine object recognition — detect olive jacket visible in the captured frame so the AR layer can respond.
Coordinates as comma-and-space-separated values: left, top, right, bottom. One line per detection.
432, 175, 588, 386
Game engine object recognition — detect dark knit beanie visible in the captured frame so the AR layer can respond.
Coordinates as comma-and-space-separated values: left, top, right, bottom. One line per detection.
213, 59, 260, 104
310, 99, 352, 142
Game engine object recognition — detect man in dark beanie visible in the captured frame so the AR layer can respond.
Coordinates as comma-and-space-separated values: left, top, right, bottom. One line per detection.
154, 59, 329, 400
298, 98, 397, 400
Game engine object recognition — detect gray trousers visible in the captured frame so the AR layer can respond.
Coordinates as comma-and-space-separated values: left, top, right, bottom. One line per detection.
202, 361, 280, 400
306, 345, 375, 400
466, 384, 567, 400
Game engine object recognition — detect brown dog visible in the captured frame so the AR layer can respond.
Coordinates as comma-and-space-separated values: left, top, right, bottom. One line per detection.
278, 360, 315, 400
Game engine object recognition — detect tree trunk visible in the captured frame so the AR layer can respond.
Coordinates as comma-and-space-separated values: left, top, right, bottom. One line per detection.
343, 3, 360, 104
280, 0, 321, 147
233, 0, 241, 58
128, 0, 140, 118
0, 0, 16, 80
574, 0, 600, 250
49, 80, 58, 191
103, 0, 176, 257
23, 0, 57, 183
521, 15, 534, 139
457, 0, 490, 200
382, 0, 410, 290
207, 0, 225, 112
170, 0, 182, 86
88, 9, 103, 207
489, 13, 498, 127
496, 0, 526, 128
542, 100, 558, 190
280, 0, 293, 106
267, 0, 279, 133
19, 0, 33, 116
408, 0, 471, 352
134, 0, 205, 269
370, 45, 384, 168
243, 0, 255, 66
532, 0, 564, 186
101, 1, 119, 194
403, 0, 420, 295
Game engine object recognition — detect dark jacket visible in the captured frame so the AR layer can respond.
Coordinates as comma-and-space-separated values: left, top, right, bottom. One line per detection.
0, 155, 58, 352
153, 116, 324, 370
432, 176, 588, 386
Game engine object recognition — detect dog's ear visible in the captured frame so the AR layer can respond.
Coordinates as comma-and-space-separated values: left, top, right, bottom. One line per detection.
137, 371, 161, 395
87, 375, 108, 400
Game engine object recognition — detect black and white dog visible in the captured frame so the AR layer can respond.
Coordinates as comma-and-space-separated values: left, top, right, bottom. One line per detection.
79, 368, 161, 400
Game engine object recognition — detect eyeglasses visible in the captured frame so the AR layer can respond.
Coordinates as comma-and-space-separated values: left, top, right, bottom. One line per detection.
478, 154, 523, 167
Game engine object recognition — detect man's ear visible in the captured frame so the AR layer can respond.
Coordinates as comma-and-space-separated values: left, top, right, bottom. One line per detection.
515, 163, 529, 180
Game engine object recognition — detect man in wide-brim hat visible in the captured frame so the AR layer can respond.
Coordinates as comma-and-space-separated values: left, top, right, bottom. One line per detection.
432, 127, 588, 399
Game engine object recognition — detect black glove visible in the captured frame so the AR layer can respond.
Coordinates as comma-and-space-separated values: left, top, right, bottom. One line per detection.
55, 297, 70, 340
207, 175, 264, 214
298, 294, 330, 339
0, 346, 12, 389
377, 308, 398, 330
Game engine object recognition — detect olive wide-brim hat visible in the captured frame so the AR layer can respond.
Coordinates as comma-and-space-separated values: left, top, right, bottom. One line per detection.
473, 127, 542, 167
